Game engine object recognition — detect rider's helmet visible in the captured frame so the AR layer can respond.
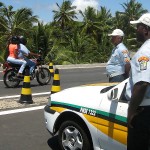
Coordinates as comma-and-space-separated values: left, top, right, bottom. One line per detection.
11, 36, 20, 44
19, 36, 27, 45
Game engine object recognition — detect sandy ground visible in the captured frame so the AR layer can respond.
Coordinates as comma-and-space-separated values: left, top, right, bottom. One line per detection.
0, 96, 49, 111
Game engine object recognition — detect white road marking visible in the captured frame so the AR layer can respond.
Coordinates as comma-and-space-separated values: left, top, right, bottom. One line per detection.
0, 105, 45, 116
0, 92, 50, 100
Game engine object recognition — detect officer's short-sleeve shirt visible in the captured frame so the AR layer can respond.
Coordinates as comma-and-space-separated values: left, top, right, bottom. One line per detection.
18, 44, 30, 59
106, 43, 130, 75
125, 39, 150, 106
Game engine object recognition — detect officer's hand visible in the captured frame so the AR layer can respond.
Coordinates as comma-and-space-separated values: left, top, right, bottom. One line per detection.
127, 108, 144, 128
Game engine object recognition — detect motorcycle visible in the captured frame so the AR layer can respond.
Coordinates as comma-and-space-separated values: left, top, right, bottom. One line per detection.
3, 56, 51, 88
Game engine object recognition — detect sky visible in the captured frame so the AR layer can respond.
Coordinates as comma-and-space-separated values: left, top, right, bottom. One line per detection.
1, 0, 150, 24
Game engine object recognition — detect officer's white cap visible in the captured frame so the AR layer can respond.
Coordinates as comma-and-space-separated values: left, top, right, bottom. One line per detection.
130, 13, 150, 27
108, 29, 124, 37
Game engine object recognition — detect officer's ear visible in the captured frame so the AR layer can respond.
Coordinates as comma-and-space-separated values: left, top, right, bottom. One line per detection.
142, 24, 150, 36
120, 36, 124, 41
118, 36, 123, 42
144, 28, 148, 36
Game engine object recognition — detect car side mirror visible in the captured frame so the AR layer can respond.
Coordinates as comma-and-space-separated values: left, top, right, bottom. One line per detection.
107, 88, 118, 100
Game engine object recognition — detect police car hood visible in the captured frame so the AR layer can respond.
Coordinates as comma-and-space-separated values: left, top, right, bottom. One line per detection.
51, 83, 117, 109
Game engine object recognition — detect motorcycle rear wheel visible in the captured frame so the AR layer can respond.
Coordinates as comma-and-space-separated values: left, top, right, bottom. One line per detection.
3, 69, 20, 88
36, 67, 51, 85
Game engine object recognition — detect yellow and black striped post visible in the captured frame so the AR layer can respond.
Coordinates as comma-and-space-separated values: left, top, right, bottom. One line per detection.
51, 68, 61, 94
19, 69, 33, 104
49, 62, 54, 77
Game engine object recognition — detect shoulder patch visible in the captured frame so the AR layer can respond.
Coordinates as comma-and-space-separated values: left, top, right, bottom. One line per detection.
138, 56, 149, 62
138, 56, 149, 70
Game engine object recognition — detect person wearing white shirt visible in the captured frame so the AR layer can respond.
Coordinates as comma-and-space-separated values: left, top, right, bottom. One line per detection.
18, 36, 40, 74
125, 13, 150, 150
106, 29, 131, 82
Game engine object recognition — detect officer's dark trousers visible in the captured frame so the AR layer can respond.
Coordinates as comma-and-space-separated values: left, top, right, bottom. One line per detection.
127, 106, 150, 150
109, 74, 125, 82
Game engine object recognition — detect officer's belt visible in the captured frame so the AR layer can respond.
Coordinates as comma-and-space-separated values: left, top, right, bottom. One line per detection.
108, 72, 124, 78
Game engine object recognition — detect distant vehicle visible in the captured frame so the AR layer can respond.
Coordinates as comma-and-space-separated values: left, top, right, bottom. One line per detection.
3, 55, 51, 88
44, 79, 129, 150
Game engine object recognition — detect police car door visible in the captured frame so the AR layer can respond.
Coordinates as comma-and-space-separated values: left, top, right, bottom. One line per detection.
97, 79, 128, 150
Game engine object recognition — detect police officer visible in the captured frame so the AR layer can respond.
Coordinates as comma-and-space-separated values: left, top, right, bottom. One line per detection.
106, 29, 131, 82
125, 13, 150, 150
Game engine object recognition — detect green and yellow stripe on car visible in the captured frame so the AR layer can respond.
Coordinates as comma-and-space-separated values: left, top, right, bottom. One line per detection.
50, 101, 127, 145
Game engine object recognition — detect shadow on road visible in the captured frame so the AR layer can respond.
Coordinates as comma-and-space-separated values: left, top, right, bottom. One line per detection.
47, 135, 60, 150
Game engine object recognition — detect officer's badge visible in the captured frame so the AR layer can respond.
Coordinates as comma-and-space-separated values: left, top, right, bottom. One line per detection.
138, 56, 149, 70
124, 58, 130, 63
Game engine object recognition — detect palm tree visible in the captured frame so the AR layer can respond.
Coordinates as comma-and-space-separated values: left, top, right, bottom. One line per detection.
96, 6, 112, 42
0, 4, 38, 37
0, 4, 38, 62
120, 0, 148, 50
52, 0, 77, 30
122, 0, 147, 20
67, 29, 91, 63
111, 11, 124, 29
121, 0, 147, 31
79, 7, 98, 35
79, 6, 111, 43
31, 22, 51, 57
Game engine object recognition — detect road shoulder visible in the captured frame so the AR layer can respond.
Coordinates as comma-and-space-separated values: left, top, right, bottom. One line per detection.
0, 96, 48, 111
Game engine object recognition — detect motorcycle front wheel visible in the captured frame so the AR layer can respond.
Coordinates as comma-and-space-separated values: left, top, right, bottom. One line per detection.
36, 67, 51, 85
3, 69, 20, 88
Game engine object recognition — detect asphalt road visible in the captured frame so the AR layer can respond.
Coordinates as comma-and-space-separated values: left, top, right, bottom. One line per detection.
0, 65, 108, 97
0, 109, 54, 150
0, 66, 108, 150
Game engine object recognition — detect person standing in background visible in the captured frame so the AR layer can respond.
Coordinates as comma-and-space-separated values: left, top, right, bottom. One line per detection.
106, 29, 131, 82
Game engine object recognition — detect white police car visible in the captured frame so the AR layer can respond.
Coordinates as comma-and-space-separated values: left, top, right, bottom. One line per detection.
44, 79, 128, 150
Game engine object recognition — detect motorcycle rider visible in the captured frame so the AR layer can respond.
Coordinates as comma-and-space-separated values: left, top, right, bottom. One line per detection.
18, 36, 40, 75
7, 36, 27, 78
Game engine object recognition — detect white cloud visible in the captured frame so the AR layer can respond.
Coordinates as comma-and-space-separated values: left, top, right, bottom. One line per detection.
71, 0, 99, 21
72, 0, 99, 12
